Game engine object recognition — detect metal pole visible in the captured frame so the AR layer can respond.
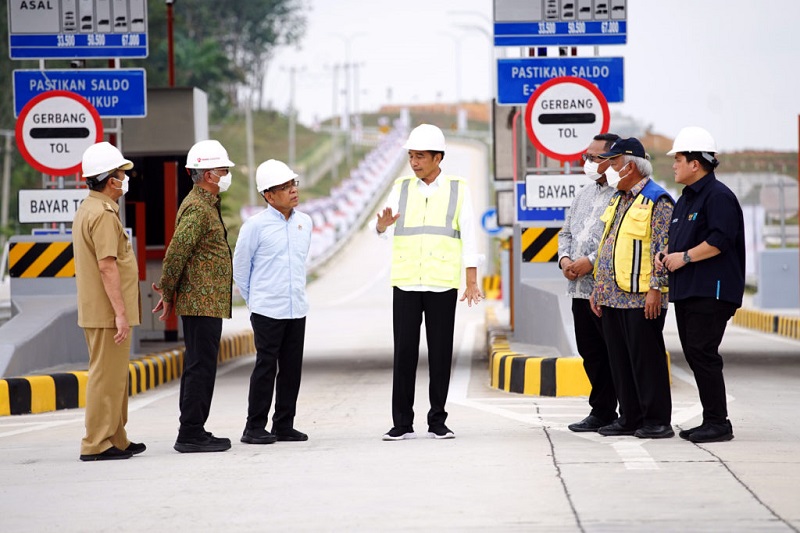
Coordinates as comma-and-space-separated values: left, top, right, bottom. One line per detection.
288, 67, 297, 167
331, 64, 339, 182
245, 99, 256, 206
167, 0, 175, 87
0, 133, 12, 253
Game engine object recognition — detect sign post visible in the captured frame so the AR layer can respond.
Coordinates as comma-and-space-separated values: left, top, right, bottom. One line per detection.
15, 90, 103, 176
524, 76, 610, 162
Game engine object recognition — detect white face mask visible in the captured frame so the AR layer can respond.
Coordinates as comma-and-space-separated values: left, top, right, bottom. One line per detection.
214, 170, 232, 193
112, 175, 129, 194
604, 162, 629, 190
583, 160, 602, 181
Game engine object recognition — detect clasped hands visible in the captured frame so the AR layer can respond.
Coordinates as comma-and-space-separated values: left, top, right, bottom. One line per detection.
560, 257, 593, 281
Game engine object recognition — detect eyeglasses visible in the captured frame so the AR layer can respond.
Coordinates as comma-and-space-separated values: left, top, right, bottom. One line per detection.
581, 153, 601, 163
270, 179, 299, 192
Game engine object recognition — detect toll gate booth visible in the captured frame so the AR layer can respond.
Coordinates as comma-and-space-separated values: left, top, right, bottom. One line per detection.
122, 87, 209, 342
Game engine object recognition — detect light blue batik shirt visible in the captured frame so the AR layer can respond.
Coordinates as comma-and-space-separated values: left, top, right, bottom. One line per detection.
233, 204, 313, 319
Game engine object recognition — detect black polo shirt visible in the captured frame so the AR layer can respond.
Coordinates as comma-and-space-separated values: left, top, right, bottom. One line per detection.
668, 171, 745, 306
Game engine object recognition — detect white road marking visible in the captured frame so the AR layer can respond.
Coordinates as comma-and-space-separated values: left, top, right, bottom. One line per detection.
452, 318, 738, 470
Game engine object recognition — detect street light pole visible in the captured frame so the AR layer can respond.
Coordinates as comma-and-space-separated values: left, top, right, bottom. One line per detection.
330, 32, 366, 171
166, 0, 175, 87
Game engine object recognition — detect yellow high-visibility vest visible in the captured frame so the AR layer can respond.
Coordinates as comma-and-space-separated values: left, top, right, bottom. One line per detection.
596, 179, 672, 293
391, 175, 465, 288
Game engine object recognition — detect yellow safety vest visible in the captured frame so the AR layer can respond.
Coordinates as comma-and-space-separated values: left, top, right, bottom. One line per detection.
596, 179, 671, 293
391, 175, 465, 288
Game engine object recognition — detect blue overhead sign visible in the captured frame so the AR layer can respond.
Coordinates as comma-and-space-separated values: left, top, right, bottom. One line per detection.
8, 0, 148, 60
9, 33, 148, 59
494, 20, 626, 46
516, 183, 565, 222
497, 57, 624, 105
13, 69, 147, 118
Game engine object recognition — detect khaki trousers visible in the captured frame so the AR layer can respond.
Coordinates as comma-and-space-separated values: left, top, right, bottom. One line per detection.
81, 328, 131, 455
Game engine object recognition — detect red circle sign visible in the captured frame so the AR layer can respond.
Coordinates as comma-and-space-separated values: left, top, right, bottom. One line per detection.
15, 90, 103, 176
524, 76, 610, 162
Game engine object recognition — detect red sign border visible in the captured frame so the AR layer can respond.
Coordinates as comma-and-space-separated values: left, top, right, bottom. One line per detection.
524, 76, 610, 162
15, 90, 103, 176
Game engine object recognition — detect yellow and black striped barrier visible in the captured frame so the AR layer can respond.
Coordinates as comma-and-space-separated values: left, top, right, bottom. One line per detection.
489, 333, 591, 396
0, 330, 255, 416
521, 227, 559, 263
8, 241, 76, 278
482, 275, 501, 300
777, 316, 800, 340
730, 308, 775, 333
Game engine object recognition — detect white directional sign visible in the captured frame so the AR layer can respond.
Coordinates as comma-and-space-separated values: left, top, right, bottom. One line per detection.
18, 188, 88, 224
524, 76, 609, 162
524, 174, 589, 208
15, 90, 103, 176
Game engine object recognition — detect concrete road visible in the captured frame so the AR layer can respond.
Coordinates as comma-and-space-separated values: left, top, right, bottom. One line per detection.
1, 142, 799, 532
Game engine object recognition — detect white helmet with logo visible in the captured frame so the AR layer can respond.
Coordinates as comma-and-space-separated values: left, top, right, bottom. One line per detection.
81, 142, 133, 178
256, 159, 298, 192
403, 124, 446, 152
667, 127, 717, 155
185, 140, 235, 169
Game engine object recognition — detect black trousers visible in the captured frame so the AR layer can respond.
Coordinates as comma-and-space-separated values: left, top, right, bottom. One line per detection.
179, 315, 222, 440
247, 313, 306, 432
392, 287, 457, 430
674, 297, 737, 425
572, 298, 617, 421
601, 306, 671, 428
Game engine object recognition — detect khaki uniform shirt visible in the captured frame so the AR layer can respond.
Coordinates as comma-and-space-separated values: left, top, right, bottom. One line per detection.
73, 190, 141, 328
158, 186, 232, 318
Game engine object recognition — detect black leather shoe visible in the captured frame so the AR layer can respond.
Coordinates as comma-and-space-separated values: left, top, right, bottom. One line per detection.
125, 442, 147, 455
634, 425, 675, 439
598, 420, 637, 436
678, 424, 704, 440
273, 428, 308, 442
241, 428, 278, 445
174, 434, 232, 453
688, 421, 734, 443
80, 446, 132, 461
568, 415, 616, 433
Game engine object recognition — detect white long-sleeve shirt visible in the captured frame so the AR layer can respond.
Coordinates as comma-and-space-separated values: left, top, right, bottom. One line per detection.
233, 205, 312, 319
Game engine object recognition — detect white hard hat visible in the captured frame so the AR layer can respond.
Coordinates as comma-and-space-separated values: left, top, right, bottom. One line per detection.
81, 142, 133, 178
256, 159, 298, 192
185, 140, 235, 169
403, 124, 446, 152
667, 126, 717, 155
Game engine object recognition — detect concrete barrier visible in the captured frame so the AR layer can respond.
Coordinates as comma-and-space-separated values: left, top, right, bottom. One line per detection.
0, 330, 255, 416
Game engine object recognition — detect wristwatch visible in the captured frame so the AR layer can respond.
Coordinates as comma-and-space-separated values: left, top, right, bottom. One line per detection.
683, 251, 692, 263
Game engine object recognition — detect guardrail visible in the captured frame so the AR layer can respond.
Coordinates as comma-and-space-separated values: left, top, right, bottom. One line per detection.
731, 307, 800, 340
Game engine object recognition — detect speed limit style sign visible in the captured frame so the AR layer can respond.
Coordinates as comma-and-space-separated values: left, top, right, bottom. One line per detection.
524, 76, 610, 162
15, 90, 103, 176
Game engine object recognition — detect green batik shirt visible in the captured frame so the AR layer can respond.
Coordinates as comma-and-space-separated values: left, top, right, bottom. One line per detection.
159, 185, 232, 318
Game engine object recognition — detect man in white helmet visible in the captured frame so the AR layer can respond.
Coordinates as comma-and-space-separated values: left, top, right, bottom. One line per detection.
373, 124, 484, 441
233, 160, 313, 445
153, 139, 235, 453
73, 141, 145, 461
656, 127, 745, 443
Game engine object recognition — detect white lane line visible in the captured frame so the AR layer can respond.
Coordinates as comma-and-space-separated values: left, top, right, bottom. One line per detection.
450, 318, 545, 428
612, 441, 659, 470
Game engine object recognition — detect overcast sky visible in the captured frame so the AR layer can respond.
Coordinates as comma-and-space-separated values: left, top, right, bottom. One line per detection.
264, 0, 800, 152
